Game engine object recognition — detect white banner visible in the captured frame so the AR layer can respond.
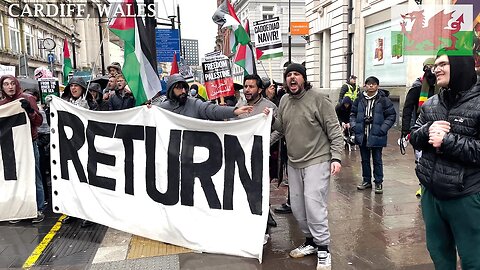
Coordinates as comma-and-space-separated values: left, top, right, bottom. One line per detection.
49, 96, 271, 261
0, 101, 37, 221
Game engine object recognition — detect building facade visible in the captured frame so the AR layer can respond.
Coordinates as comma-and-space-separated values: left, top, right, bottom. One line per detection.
305, 0, 457, 127
215, 0, 307, 83
182, 39, 199, 66
0, 0, 115, 84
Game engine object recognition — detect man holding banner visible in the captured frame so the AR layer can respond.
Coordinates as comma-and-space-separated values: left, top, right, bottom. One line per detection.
156, 74, 253, 119
0, 75, 45, 223
267, 63, 343, 270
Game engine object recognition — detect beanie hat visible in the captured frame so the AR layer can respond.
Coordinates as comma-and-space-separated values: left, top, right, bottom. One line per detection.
284, 63, 307, 81
423, 57, 435, 67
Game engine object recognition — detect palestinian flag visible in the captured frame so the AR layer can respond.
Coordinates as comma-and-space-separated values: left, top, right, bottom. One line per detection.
108, 0, 161, 105
212, 0, 250, 54
234, 20, 263, 75
62, 38, 72, 84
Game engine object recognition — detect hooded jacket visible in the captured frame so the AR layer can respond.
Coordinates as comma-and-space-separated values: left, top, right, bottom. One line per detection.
88, 82, 109, 111
0, 75, 42, 140
61, 77, 94, 109
158, 74, 236, 120
410, 55, 480, 200
335, 96, 353, 124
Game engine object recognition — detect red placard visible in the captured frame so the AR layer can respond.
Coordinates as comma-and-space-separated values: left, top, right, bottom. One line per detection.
202, 57, 235, 100
205, 77, 235, 100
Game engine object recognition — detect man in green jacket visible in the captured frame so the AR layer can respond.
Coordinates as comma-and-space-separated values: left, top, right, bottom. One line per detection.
269, 63, 343, 270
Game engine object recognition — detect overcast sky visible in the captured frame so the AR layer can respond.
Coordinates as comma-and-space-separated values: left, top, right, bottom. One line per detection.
158, 0, 218, 60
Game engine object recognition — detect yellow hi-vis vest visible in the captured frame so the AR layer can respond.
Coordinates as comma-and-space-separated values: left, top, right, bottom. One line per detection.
344, 83, 359, 101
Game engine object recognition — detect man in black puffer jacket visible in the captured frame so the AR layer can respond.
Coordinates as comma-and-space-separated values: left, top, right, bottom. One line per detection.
410, 52, 480, 269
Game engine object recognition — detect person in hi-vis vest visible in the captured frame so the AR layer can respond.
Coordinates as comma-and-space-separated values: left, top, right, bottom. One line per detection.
338, 75, 359, 103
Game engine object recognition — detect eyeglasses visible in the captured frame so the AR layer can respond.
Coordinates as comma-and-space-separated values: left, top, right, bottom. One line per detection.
432, 61, 449, 72
2, 81, 16, 87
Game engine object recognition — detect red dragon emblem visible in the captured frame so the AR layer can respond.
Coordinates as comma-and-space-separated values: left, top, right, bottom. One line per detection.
400, 9, 464, 51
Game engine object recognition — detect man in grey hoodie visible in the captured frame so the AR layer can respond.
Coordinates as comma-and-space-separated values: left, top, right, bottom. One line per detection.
268, 63, 343, 270
155, 74, 252, 119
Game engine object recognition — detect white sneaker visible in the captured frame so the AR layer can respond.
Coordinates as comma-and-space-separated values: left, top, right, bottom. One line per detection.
289, 243, 318, 258
263, 234, 270, 245
8, 219, 21, 224
316, 251, 331, 270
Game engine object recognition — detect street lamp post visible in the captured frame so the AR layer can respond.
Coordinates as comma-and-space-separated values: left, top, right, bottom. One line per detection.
72, 33, 77, 70
288, 0, 292, 64
168, 15, 176, 30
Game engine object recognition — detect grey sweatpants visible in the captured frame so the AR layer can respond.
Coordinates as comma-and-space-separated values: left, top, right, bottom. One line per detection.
288, 161, 331, 246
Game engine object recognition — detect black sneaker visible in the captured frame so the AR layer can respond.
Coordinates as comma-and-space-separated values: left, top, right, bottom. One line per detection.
357, 182, 372, 190
375, 183, 383, 194
61, 216, 77, 224
81, 220, 94, 228
274, 203, 292, 214
32, 211, 44, 224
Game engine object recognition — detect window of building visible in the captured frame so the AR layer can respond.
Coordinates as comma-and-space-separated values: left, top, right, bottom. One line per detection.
37, 30, 45, 59
0, 15, 4, 49
262, 6, 275, 20
24, 24, 35, 56
8, 18, 21, 53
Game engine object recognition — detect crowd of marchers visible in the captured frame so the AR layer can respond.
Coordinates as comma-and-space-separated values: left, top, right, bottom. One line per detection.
2, 49, 480, 270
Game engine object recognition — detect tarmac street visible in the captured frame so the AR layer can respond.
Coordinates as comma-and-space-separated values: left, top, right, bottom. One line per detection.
0, 129, 438, 269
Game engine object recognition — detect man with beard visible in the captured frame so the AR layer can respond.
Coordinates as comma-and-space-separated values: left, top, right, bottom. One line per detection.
156, 74, 252, 120
237, 74, 277, 119
236, 74, 280, 243
410, 52, 480, 269
103, 75, 117, 101
266, 63, 343, 270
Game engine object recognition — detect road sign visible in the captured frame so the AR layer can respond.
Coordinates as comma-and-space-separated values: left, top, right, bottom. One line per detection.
156, 29, 180, 63
48, 53, 55, 64
290, 22, 309, 35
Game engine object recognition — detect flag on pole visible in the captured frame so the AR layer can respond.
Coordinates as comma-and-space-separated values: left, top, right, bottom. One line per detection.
62, 38, 72, 84
212, 0, 250, 54
234, 20, 263, 75
170, 52, 179, 75
108, 0, 161, 106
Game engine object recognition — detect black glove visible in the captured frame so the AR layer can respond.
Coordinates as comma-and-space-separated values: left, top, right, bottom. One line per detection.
401, 131, 409, 138
20, 99, 34, 114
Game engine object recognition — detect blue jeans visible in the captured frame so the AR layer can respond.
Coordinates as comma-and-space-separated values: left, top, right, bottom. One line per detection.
33, 141, 45, 212
359, 145, 383, 184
